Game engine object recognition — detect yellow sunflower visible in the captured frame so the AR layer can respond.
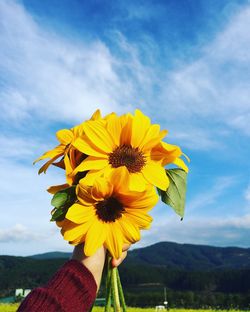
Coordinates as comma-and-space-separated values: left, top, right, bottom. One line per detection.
34, 109, 102, 190
72, 109, 188, 192
57, 167, 158, 259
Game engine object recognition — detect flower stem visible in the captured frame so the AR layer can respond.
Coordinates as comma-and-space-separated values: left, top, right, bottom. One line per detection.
116, 269, 126, 312
105, 256, 112, 312
111, 267, 121, 312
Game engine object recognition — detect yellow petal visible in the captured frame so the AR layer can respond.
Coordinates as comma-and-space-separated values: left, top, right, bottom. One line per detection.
90, 109, 102, 120
118, 215, 140, 243
128, 173, 147, 192
72, 123, 84, 138
38, 154, 62, 174
83, 120, 114, 153
92, 177, 113, 201
126, 210, 153, 229
105, 223, 123, 259
70, 234, 86, 246
125, 186, 158, 210
173, 157, 189, 173
141, 127, 168, 151
131, 109, 151, 148
80, 169, 105, 186
106, 114, 122, 146
64, 154, 75, 185
84, 220, 107, 256
139, 124, 160, 148
73, 156, 108, 173
120, 114, 133, 145
66, 204, 95, 224
142, 162, 169, 191
56, 129, 74, 145
73, 137, 106, 158
33, 145, 65, 164
77, 183, 97, 206
151, 141, 181, 164
47, 183, 69, 194
63, 219, 94, 241
109, 166, 130, 192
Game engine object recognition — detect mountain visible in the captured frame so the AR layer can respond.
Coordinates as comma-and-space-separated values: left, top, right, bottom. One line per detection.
125, 241, 250, 270
30, 252, 71, 260
1, 242, 250, 308
29, 241, 250, 271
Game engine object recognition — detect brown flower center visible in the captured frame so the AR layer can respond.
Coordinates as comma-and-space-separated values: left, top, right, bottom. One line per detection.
95, 197, 125, 222
108, 144, 146, 173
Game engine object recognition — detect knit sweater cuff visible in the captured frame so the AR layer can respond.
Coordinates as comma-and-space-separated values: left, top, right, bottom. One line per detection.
18, 260, 97, 312
46, 260, 97, 311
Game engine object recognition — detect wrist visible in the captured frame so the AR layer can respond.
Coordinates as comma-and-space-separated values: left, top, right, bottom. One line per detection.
72, 244, 106, 290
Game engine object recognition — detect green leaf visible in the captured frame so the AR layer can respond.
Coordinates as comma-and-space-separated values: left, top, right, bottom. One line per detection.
51, 192, 68, 208
50, 186, 77, 222
50, 207, 67, 222
51, 186, 76, 208
158, 168, 187, 219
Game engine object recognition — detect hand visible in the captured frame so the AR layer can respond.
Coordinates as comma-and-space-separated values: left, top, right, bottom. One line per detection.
111, 244, 130, 268
72, 244, 130, 290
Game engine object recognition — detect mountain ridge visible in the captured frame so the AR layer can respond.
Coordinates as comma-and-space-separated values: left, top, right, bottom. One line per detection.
26, 241, 250, 271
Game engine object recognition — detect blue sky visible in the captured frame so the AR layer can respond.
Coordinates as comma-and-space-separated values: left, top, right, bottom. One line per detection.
0, 0, 250, 256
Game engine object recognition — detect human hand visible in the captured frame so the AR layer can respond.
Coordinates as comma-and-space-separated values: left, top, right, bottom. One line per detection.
111, 244, 130, 268
72, 244, 130, 290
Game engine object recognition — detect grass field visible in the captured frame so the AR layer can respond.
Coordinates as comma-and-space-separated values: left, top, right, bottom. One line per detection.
0, 304, 248, 312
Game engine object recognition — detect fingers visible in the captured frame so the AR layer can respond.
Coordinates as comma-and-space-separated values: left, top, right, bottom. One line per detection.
112, 250, 127, 267
112, 244, 130, 267
122, 244, 130, 252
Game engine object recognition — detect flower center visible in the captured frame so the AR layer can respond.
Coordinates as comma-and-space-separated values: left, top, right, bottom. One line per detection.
108, 144, 146, 173
95, 197, 125, 222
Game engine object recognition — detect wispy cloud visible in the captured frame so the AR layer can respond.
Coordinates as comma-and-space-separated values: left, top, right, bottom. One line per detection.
0, 134, 48, 161
140, 214, 250, 248
0, 224, 45, 243
187, 176, 238, 213
159, 5, 250, 145
1, 0, 250, 149
0, 1, 135, 124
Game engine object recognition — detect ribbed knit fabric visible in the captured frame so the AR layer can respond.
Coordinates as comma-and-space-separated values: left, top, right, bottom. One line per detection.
17, 260, 97, 312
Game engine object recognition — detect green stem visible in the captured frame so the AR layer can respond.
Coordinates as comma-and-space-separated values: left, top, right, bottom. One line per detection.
111, 267, 121, 312
116, 269, 126, 312
105, 256, 112, 312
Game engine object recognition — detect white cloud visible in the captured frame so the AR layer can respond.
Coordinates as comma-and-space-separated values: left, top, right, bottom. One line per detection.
0, 224, 45, 242
1, 0, 250, 151
169, 128, 222, 150
0, 134, 48, 160
139, 213, 250, 248
0, 0, 137, 124
159, 5, 250, 139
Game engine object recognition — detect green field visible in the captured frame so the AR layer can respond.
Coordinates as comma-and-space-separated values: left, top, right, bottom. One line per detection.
0, 305, 248, 312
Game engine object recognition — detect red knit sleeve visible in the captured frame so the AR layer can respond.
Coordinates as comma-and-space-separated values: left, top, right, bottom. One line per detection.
17, 260, 97, 312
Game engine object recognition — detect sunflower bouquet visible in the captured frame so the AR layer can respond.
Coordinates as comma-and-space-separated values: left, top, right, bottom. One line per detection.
34, 109, 189, 311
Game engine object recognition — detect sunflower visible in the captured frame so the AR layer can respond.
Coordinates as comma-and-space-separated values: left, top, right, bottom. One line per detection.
34, 109, 102, 189
57, 167, 158, 259
72, 109, 188, 192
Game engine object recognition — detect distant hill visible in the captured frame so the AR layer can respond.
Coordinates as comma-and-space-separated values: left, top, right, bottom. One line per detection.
30, 252, 71, 260
1, 242, 250, 308
29, 241, 250, 271
126, 241, 250, 270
